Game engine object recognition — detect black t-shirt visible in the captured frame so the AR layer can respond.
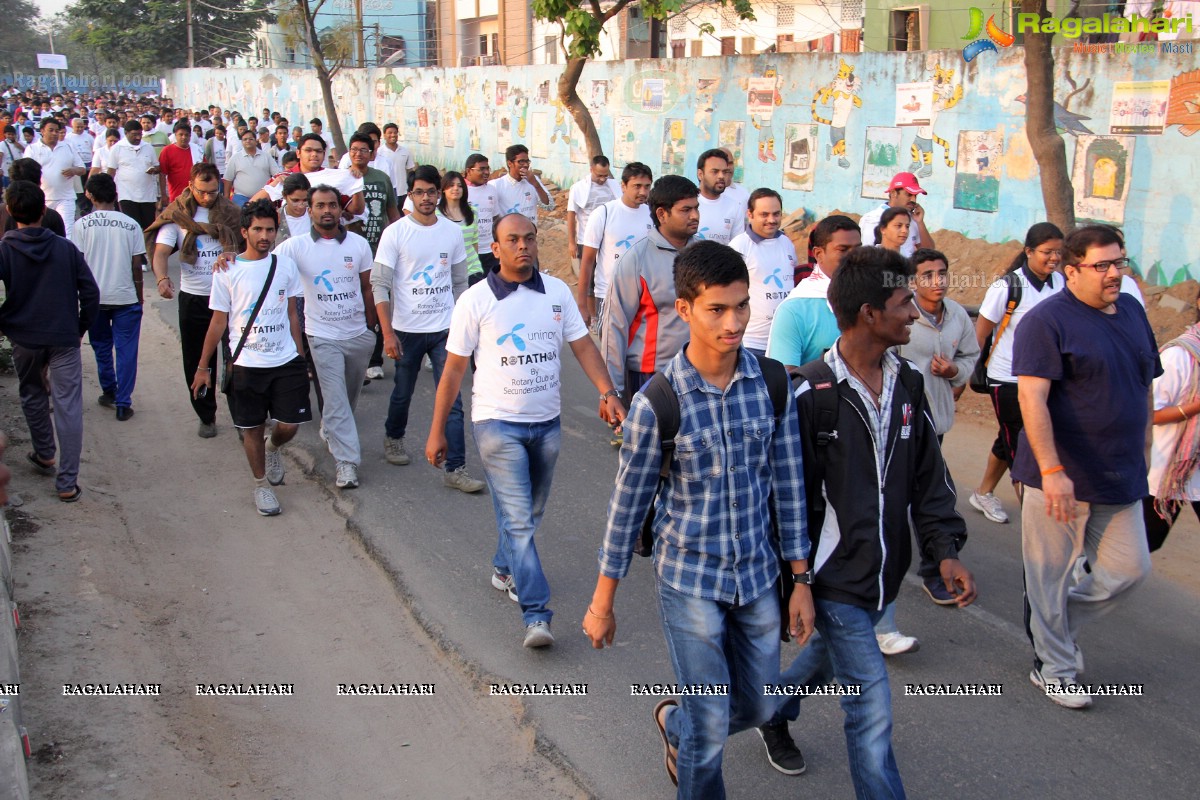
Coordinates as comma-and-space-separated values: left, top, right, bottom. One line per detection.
1011, 288, 1162, 504
0, 206, 67, 237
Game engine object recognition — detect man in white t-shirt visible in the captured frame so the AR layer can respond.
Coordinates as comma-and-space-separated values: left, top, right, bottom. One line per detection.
381, 122, 416, 203
425, 212, 626, 648
309, 118, 336, 159
191, 200, 310, 517
74, 173, 147, 419
148, 162, 245, 438
489, 144, 554, 225
729, 188, 798, 356
274, 185, 377, 490
253, 133, 364, 217
24, 118, 86, 240
65, 117, 95, 214
576, 161, 653, 330
372, 165, 483, 493
858, 172, 934, 257
719, 146, 750, 212
694, 148, 746, 245
566, 156, 618, 278
465, 153, 499, 274
106, 120, 161, 230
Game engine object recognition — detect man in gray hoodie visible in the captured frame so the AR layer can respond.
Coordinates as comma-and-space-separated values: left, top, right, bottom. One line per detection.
0, 180, 99, 501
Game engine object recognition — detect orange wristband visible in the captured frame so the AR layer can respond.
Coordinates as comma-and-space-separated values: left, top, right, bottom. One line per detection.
1040, 465, 1065, 477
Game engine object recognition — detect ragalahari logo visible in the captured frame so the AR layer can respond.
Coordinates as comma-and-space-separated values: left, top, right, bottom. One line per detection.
962, 8, 1016, 62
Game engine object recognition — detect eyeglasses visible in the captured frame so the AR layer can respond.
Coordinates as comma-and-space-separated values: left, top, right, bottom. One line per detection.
349, 147, 372, 155
299, 147, 325, 154
409, 188, 440, 198
1073, 257, 1130, 272
1033, 248, 1063, 258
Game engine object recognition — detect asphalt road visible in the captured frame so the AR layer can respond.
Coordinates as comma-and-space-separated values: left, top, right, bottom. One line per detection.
153, 265, 1200, 800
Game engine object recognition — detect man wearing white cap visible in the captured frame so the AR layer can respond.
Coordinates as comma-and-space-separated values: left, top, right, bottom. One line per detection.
858, 171, 933, 258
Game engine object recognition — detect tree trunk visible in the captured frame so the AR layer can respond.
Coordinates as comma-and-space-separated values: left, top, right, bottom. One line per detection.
319, 67, 346, 156
1022, 0, 1075, 232
558, 56, 603, 161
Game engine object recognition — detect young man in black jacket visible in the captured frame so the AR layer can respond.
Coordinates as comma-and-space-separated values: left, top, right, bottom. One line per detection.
757, 247, 976, 798
0, 180, 99, 501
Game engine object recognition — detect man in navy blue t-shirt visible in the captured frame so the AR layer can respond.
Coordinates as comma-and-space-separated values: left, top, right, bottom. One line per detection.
1012, 224, 1160, 710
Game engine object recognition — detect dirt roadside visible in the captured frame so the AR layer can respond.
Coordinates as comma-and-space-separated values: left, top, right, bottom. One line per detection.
0, 308, 584, 799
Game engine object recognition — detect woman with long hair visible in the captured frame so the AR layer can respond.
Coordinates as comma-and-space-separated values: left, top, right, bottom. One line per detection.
437, 171, 485, 285
874, 206, 912, 252
969, 222, 1064, 525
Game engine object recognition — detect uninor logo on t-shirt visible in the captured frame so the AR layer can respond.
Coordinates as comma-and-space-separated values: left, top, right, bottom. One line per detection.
414, 264, 435, 285
497, 323, 527, 351
764, 268, 785, 289
315, 270, 334, 291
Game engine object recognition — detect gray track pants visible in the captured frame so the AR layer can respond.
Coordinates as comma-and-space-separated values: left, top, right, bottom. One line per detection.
307, 330, 375, 466
13, 344, 84, 493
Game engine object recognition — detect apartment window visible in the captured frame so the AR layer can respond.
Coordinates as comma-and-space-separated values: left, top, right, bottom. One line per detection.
690, 39, 704, 57
285, 45, 296, 64
889, 8, 921, 51
841, 28, 862, 53
741, 36, 755, 54
479, 35, 488, 55
720, 36, 736, 55
776, 3, 795, 27
545, 36, 558, 64
671, 39, 686, 58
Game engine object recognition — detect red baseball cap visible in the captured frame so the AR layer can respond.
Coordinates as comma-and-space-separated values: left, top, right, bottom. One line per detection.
888, 172, 927, 195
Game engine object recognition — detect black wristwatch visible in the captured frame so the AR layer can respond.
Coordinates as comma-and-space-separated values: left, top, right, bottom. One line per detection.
792, 569, 815, 585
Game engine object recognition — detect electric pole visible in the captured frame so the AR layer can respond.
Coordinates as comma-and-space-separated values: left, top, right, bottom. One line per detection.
187, 0, 195, 67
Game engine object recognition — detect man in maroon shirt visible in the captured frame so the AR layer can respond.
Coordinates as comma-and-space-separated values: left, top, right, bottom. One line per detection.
158, 121, 201, 202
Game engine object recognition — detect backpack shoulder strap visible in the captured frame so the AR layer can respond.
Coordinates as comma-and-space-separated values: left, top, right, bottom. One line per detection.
753, 353, 789, 428
636, 371, 680, 557
793, 360, 839, 446
896, 358, 926, 405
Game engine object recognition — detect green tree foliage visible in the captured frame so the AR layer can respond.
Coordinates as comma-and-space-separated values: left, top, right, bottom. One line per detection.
64, 0, 273, 72
0, 0, 43, 77
530, 0, 754, 159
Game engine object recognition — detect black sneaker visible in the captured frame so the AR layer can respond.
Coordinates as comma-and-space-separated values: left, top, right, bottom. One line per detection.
758, 720, 806, 775
97, 392, 116, 408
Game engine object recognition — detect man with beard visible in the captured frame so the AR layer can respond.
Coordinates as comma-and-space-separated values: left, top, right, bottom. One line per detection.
694, 149, 744, 245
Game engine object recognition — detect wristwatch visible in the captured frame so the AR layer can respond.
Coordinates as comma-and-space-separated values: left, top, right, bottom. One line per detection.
792, 569, 815, 586
600, 388, 619, 403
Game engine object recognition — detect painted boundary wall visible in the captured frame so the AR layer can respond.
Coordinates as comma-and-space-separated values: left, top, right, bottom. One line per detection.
168, 46, 1200, 285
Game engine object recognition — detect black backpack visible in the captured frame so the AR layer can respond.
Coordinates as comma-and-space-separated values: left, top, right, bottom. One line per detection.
969, 271, 1023, 394
634, 353, 790, 558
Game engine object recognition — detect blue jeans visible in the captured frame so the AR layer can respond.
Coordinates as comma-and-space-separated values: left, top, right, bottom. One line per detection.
771, 599, 904, 800
89, 304, 143, 408
474, 418, 560, 626
656, 582, 780, 800
385, 329, 465, 472
231, 193, 250, 207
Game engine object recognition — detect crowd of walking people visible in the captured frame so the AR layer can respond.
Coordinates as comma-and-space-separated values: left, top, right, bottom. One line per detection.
0, 86, 1187, 800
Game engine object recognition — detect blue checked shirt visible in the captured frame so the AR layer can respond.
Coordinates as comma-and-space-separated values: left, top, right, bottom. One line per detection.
598, 347, 809, 605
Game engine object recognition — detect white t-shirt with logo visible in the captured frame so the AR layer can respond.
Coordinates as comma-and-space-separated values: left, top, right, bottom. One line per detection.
696, 191, 746, 244
263, 167, 363, 203
209, 253, 304, 369
978, 268, 1064, 383
729, 231, 799, 351
71, 210, 146, 306
490, 173, 541, 224
582, 199, 653, 299
467, 182, 499, 251
154, 206, 226, 296
375, 215, 467, 333
448, 274, 589, 423
274, 230, 373, 341
26, 140, 84, 201
108, 139, 159, 203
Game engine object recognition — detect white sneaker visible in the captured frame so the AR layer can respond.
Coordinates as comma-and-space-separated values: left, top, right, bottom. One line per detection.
876, 631, 920, 656
264, 443, 285, 486
491, 570, 518, 602
254, 486, 281, 516
335, 461, 359, 489
444, 466, 486, 493
1030, 667, 1092, 709
523, 621, 554, 648
969, 491, 1009, 523
366, 366, 384, 380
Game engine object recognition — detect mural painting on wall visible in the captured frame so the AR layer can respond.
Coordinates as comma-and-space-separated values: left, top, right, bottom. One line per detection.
953, 129, 1003, 213
1110, 80, 1170, 135
749, 71, 783, 163
498, 113, 513, 152
811, 58, 863, 169
530, 111, 550, 158
590, 80, 608, 110
895, 82, 932, 127
782, 123, 819, 192
496, 81, 509, 106
537, 80, 551, 104
1072, 134, 1135, 225
570, 130, 587, 164
417, 107, 430, 145
906, 62, 963, 179
695, 78, 721, 137
1165, 69, 1200, 135
861, 126, 903, 200
624, 71, 682, 115
614, 116, 637, 165
510, 87, 531, 140
442, 107, 455, 149
718, 121, 746, 182
450, 74, 469, 123
662, 118, 687, 177
551, 101, 574, 147
467, 109, 481, 152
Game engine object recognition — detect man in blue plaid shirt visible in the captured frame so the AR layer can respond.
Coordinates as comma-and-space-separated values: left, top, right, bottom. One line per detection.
583, 240, 815, 799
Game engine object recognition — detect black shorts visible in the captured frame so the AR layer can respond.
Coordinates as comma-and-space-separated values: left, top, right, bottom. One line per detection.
229, 357, 313, 428
989, 381, 1023, 466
